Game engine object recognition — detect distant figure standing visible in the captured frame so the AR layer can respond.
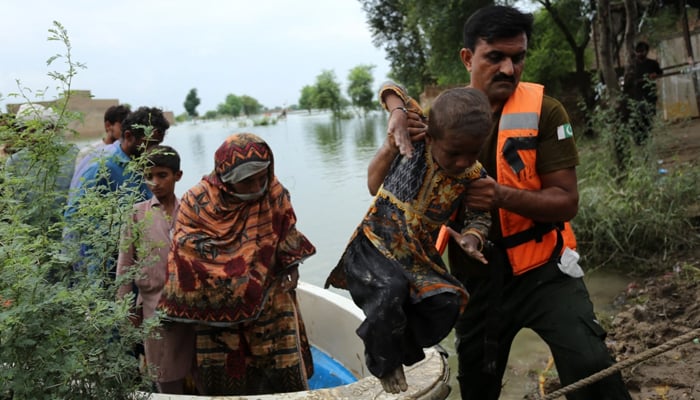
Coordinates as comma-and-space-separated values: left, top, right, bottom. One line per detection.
628, 41, 663, 145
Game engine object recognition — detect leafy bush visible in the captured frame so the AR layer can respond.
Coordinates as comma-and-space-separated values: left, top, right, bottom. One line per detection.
0, 22, 152, 400
574, 95, 700, 273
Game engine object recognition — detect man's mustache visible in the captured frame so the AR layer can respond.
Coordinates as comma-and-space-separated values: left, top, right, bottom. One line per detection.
493, 74, 515, 83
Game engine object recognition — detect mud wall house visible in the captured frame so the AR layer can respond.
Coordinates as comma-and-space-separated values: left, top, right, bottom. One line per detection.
5, 90, 175, 140
657, 31, 700, 120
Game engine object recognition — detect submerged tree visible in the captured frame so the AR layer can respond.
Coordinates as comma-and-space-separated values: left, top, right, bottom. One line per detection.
240, 94, 263, 116
298, 85, 316, 114
347, 64, 377, 116
184, 88, 201, 118
313, 70, 346, 118
217, 93, 243, 118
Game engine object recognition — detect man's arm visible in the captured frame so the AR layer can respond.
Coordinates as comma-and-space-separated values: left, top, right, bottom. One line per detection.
367, 135, 400, 196
465, 167, 578, 222
652, 59, 663, 78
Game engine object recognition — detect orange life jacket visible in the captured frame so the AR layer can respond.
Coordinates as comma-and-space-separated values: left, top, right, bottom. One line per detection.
496, 82, 577, 275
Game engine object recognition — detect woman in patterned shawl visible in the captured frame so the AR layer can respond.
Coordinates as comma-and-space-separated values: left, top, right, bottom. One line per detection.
158, 133, 316, 395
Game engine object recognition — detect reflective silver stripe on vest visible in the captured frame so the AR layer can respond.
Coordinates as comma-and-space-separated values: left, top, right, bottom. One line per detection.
499, 112, 539, 130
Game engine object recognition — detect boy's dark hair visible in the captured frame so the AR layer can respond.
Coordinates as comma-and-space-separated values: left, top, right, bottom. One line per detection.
103, 105, 131, 124
121, 106, 170, 139
428, 87, 492, 140
145, 145, 180, 172
463, 5, 533, 50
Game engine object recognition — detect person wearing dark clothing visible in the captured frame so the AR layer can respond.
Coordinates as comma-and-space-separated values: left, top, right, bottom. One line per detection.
628, 41, 663, 145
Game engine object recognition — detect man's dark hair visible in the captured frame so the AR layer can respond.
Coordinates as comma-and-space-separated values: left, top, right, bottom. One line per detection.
145, 145, 180, 172
463, 5, 534, 50
121, 106, 170, 139
635, 41, 650, 53
428, 87, 492, 140
103, 105, 131, 124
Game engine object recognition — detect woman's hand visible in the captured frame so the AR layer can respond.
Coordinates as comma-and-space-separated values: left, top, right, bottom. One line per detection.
281, 266, 299, 291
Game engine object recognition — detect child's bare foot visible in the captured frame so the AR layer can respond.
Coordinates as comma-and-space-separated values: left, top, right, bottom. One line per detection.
379, 366, 408, 394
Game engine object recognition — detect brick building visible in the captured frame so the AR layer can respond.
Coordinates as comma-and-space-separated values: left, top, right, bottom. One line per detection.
5, 90, 174, 140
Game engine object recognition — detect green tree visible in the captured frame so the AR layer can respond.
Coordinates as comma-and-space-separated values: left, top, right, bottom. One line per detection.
359, 0, 433, 97
183, 88, 201, 118
359, 0, 490, 96
347, 64, 377, 115
313, 70, 345, 117
534, 0, 595, 116
522, 6, 578, 94
298, 85, 316, 113
203, 110, 219, 119
217, 93, 243, 118
240, 94, 263, 116
418, 0, 490, 87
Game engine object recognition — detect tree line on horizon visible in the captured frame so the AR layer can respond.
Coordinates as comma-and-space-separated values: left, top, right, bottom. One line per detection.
180, 64, 380, 121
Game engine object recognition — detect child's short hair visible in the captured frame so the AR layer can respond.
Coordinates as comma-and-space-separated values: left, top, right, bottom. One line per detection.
428, 87, 492, 140
145, 145, 180, 172
104, 105, 130, 124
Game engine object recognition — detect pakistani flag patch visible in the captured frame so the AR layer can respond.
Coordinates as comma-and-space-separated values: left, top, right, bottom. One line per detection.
557, 123, 573, 140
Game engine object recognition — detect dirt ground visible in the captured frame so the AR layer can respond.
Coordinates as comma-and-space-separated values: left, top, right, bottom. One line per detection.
653, 118, 700, 167
609, 261, 700, 399
537, 118, 700, 399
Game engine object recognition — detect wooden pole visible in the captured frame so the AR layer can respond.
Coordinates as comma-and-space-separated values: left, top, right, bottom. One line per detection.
681, 0, 700, 115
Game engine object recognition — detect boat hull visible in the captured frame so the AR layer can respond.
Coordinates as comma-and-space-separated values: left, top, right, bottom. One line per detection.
144, 281, 451, 399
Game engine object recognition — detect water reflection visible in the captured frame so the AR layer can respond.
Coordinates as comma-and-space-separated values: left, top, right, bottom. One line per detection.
185, 132, 208, 177
352, 115, 382, 156
308, 118, 343, 150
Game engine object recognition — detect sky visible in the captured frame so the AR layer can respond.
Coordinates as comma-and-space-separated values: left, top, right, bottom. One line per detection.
1, 0, 392, 115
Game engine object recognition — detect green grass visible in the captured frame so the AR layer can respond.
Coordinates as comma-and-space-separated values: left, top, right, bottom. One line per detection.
573, 105, 699, 275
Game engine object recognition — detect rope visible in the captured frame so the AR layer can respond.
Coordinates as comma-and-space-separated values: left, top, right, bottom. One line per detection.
539, 326, 700, 400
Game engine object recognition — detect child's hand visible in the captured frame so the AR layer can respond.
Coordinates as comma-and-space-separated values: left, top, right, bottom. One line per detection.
387, 108, 427, 158
445, 226, 488, 264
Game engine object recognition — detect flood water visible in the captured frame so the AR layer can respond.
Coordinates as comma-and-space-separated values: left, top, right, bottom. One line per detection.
162, 112, 630, 399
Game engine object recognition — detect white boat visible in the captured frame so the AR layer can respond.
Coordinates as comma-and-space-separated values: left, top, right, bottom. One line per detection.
145, 281, 451, 399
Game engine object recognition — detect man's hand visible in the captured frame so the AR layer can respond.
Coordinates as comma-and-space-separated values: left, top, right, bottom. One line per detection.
465, 175, 499, 211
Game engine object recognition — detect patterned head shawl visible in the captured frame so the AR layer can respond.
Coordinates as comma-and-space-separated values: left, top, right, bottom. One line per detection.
159, 133, 316, 324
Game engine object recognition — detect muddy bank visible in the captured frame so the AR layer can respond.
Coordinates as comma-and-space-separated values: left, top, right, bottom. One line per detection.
533, 249, 700, 399
609, 263, 700, 399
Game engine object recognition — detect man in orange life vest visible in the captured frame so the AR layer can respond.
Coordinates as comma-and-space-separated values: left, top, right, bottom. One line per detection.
368, 5, 632, 400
